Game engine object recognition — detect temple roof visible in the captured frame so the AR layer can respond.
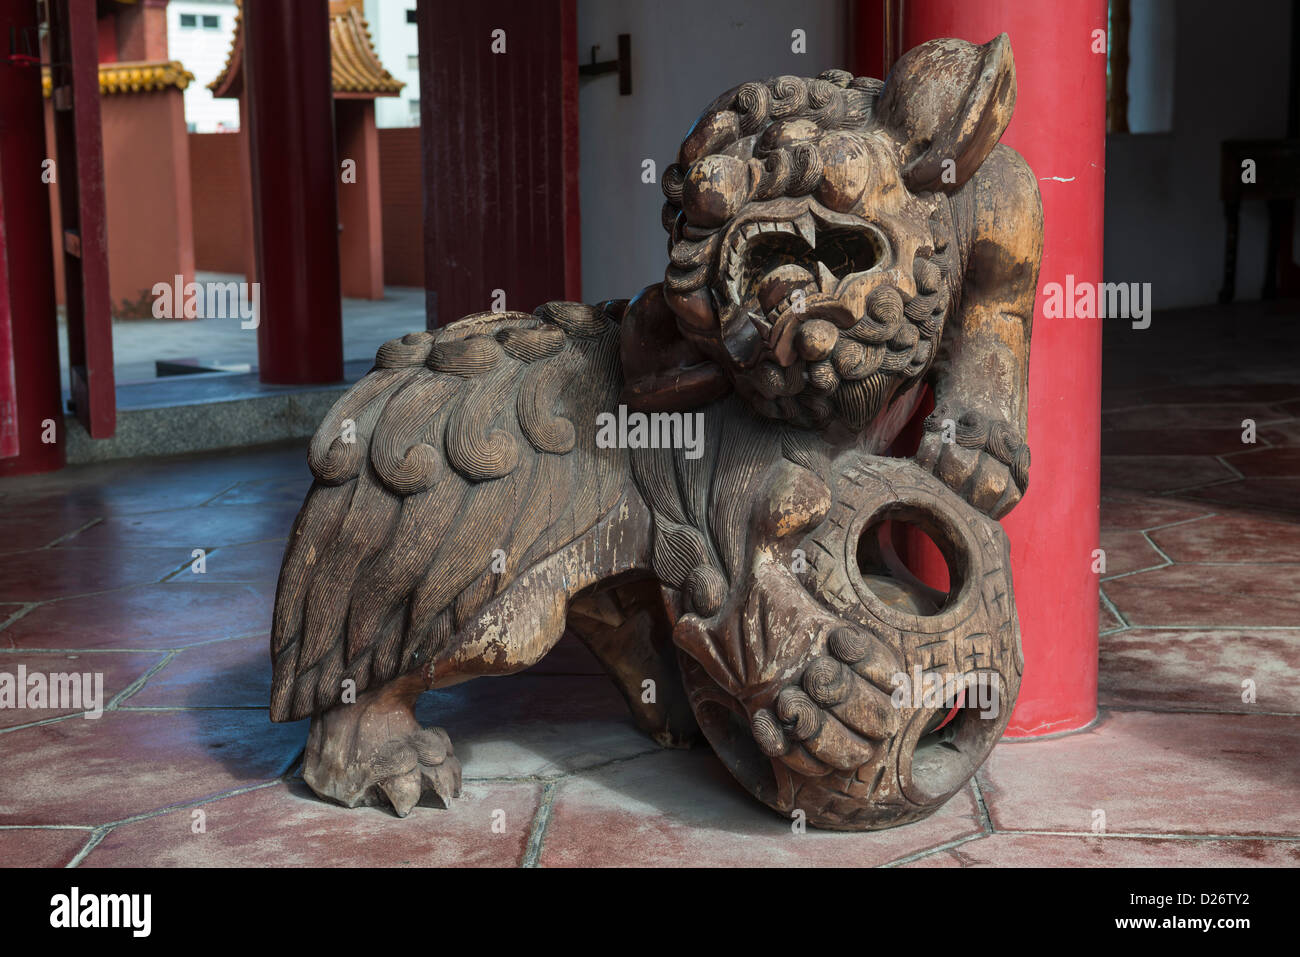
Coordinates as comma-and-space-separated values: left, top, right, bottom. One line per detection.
42, 60, 196, 97
209, 1, 404, 100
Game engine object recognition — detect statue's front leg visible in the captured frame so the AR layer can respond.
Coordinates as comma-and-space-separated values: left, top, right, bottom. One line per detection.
302, 669, 462, 818
917, 146, 1042, 519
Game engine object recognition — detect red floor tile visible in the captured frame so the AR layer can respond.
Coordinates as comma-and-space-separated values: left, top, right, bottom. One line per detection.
1098, 529, 1165, 578
1100, 455, 1235, 493
537, 748, 985, 867
0, 710, 305, 826
1099, 628, 1300, 714
0, 505, 102, 552
1223, 446, 1300, 478
1101, 429, 1253, 456
1100, 496, 1209, 531
205, 477, 311, 508
1103, 403, 1291, 432
0, 548, 188, 602
0, 651, 163, 727
903, 833, 1300, 867
0, 581, 276, 651
978, 711, 1300, 836
1103, 562, 1300, 627
177, 539, 287, 583
1259, 421, 1300, 447
1178, 478, 1300, 518
1149, 513, 1300, 563
1099, 597, 1123, 632
59, 504, 299, 551
123, 635, 270, 709
0, 446, 306, 516
1138, 384, 1300, 405
0, 828, 94, 867
80, 778, 542, 867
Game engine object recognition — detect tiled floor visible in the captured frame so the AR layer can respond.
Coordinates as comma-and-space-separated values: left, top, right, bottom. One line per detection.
2, 304, 1298, 867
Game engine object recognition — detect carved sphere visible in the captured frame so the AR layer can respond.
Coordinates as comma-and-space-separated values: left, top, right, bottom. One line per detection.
682, 154, 751, 228
815, 131, 872, 211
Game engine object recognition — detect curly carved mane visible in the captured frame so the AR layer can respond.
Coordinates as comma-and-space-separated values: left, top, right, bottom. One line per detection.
269, 303, 627, 721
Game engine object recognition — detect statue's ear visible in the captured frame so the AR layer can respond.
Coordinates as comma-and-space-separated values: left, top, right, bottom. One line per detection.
878, 34, 1016, 194
619, 284, 731, 412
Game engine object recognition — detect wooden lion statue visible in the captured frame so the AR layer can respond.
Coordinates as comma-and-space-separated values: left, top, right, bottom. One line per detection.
270, 35, 1043, 830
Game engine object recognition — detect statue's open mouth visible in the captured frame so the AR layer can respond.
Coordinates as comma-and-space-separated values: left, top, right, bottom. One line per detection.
716, 205, 889, 365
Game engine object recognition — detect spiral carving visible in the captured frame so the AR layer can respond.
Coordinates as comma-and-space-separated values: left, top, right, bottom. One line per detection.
516, 351, 578, 454
539, 300, 609, 338
686, 564, 727, 617
427, 335, 502, 376
496, 325, 566, 363
375, 331, 434, 369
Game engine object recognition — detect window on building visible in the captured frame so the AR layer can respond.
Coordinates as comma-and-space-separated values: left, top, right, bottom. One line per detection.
202, 14, 219, 29
409, 98, 420, 121
407, 54, 419, 71
179, 13, 197, 28
406, 9, 417, 24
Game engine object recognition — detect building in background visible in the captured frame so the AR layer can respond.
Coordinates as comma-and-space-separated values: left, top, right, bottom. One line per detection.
363, 0, 420, 127
167, 0, 239, 131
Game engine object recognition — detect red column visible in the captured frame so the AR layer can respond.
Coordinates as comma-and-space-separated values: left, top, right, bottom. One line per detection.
335, 99, 384, 301
0, 3, 65, 475
243, 1, 343, 384
416, 0, 579, 327
889, 0, 1108, 735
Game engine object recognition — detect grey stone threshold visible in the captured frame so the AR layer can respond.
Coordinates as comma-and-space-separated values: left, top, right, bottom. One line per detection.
65, 360, 372, 465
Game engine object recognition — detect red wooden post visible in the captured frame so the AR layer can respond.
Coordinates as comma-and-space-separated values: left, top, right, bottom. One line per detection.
48, 0, 115, 439
0, 0, 65, 473
884, 0, 1108, 736
416, 0, 580, 328
243, 0, 344, 384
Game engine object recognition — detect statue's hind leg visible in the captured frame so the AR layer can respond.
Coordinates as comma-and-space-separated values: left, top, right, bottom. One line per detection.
302, 670, 462, 818
567, 576, 698, 748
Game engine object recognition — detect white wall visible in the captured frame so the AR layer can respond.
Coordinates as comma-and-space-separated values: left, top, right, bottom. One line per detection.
1104, 0, 1293, 307
167, 0, 240, 132
364, 0, 421, 128
577, 0, 847, 302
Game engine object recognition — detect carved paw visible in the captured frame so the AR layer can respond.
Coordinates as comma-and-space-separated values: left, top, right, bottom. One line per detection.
368, 727, 464, 818
915, 409, 1029, 518
748, 626, 904, 777
303, 695, 465, 818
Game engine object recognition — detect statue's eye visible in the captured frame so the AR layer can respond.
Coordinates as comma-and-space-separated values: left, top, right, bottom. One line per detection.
816, 132, 873, 211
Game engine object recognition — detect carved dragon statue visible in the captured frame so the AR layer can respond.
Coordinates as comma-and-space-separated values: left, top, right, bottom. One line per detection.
270, 35, 1043, 830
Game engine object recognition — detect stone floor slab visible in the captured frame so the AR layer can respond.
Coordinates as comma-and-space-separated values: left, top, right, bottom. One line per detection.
0, 709, 305, 826
978, 711, 1300, 836
903, 832, 1300, 867
537, 748, 985, 867
80, 778, 541, 867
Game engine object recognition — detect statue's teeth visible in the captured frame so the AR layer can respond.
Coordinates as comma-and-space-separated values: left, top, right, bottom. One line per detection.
793, 211, 816, 248
744, 223, 761, 239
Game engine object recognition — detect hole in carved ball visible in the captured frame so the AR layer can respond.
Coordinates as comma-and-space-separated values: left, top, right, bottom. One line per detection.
908, 701, 982, 799
854, 507, 961, 615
